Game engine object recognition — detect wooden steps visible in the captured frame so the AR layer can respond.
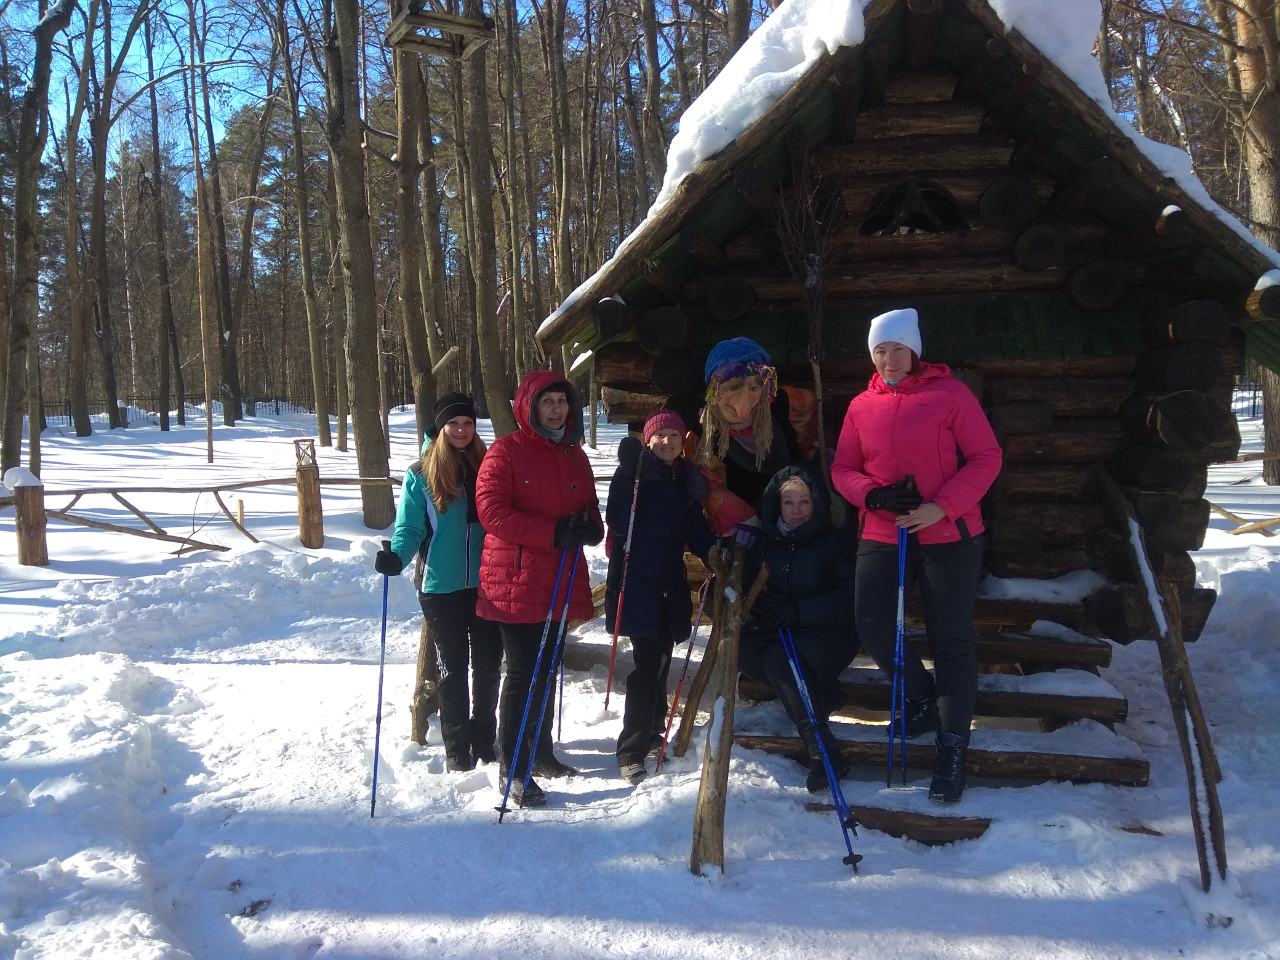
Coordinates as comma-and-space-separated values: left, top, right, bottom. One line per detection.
734, 722, 1148, 787
739, 663, 1127, 723
805, 802, 993, 846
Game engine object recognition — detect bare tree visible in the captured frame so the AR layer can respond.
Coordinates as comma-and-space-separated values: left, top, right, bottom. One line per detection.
2, 0, 75, 471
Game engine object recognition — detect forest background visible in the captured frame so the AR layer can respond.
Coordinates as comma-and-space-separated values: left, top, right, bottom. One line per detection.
2, 0, 1279, 529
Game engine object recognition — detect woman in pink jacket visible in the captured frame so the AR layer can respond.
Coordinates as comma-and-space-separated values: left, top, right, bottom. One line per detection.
832, 308, 1002, 804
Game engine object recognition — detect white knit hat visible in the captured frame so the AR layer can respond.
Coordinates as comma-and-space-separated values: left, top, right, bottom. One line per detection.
867, 308, 922, 357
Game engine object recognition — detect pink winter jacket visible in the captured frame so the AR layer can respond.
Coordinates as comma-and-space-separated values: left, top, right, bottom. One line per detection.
832, 362, 1002, 546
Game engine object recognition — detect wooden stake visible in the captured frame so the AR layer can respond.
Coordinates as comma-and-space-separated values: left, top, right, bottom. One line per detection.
1096, 468, 1228, 897
689, 549, 769, 876
14, 484, 49, 566
295, 438, 324, 548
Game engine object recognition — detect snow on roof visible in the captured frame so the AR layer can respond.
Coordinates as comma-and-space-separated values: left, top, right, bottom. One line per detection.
538, 0, 1279, 342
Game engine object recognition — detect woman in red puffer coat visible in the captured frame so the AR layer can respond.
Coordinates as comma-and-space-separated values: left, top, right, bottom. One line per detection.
832, 307, 1001, 806
476, 370, 603, 807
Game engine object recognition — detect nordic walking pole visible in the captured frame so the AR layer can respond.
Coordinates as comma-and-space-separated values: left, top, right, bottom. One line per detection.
496, 550, 569, 822
887, 476, 914, 788
655, 576, 713, 773
371, 540, 392, 818
521, 551, 581, 801
604, 473, 641, 710
779, 627, 861, 871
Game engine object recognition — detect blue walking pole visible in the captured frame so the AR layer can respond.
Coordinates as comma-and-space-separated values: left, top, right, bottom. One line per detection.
496, 549, 570, 821
521, 551, 581, 802
887, 524, 909, 787
371, 540, 392, 818
778, 627, 862, 872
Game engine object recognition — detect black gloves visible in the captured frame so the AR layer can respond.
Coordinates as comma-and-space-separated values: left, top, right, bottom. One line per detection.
554, 512, 604, 550
374, 548, 403, 577
617, 436, 644, 477
865, 480, 922, 515
754, 592, 798, 630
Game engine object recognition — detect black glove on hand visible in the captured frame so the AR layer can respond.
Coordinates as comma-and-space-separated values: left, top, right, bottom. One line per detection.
865, 483, 923, 515
374, 548, 403, 577
757, 593, 798, 630
617, 436, 644, 477
576, 514, 604, 546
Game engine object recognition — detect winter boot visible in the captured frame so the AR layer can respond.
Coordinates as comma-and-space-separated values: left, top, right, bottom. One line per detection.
500, 766, 547, 808
473, 741, 497, 765
803, 724, 849, 794
445, 751, 475, 772
619, 759, 647, 785
533, 753, 579, 779
929, 732, 969, 804
904, 696, 940, 739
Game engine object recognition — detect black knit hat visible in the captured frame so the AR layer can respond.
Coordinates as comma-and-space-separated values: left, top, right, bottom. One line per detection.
432, 392, 478, 431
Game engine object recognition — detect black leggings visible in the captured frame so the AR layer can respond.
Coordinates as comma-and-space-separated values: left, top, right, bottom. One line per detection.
616, 625, 675, 764
419, 589, 503, 761
498, 620, 564, 771
854, 536, 984, 736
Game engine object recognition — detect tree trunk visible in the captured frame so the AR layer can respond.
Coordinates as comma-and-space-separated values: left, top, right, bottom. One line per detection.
197, 24, 242, 424
639, 0, 667, 187
275, 1, 331, 445
326, 161, 350, 452
1233, 4, 1280, 483
463, 0, 517, 435
394, 49, 437, 446
2, 0, 74, 471
726, 0, 752, 57
325, 0, 393, 526
415, 63, 451, 388
144, 14, 173, 431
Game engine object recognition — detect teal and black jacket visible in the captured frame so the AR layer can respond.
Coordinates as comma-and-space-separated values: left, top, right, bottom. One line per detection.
389, 438, 484, 595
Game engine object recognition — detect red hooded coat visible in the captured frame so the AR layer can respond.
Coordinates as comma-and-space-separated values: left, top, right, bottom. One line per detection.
832, 362, 1002, 546
476, 370, 601, 623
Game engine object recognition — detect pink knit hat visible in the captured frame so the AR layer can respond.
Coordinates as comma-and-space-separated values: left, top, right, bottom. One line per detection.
643, 409, 687, 445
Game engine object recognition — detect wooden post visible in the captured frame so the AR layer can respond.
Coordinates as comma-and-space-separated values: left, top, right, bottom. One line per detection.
295, 438, 324, 548
14, 481, 49, 566
689, 549, 769, 876
410, 618, 441, 744
1096, 468, 1228, 902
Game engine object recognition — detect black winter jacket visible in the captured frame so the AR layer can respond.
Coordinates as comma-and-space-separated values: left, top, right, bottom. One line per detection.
741, 466, 858, 682
605, 451, 716, 641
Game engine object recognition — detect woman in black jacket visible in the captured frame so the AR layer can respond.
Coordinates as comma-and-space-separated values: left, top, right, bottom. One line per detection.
741, 466, 859, 792
606, 410, 715, 784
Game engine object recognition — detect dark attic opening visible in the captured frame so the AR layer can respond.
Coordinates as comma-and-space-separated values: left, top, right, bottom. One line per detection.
859, 176, 969, 235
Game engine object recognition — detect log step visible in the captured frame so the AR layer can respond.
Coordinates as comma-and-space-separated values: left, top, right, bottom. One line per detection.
735, 723, 1149, 786
805, 802, 992, 845
961, 629, 1112, 668
740, 664, 1127, 723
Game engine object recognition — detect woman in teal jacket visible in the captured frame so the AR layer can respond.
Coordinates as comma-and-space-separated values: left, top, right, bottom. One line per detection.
375, 394, 501, 771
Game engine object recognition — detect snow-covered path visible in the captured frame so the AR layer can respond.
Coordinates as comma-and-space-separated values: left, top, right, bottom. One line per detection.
2, 408, 1279, 959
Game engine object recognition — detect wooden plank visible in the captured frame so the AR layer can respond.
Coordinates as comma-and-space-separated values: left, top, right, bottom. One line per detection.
805, 802, 992, 845
884, 72, 958, 104
740, 666, 1127, 722
812, 134, 1015, 176
735, 733, 1149, 786
855, 101, 987, 138
838, 169, 1056, 214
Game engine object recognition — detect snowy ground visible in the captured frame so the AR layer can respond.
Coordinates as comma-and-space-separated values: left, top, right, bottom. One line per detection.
2, 402, 1279, 960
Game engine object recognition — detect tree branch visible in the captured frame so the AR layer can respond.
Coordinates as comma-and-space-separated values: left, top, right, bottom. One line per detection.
1111, 0, 1249, 53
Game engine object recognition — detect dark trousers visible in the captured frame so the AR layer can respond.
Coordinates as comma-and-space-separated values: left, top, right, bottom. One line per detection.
742, 632, 836, 758
855, 536, 984, 736
616, 625, 675, 764
498, 620, 564, 771
419, 589, 503, 762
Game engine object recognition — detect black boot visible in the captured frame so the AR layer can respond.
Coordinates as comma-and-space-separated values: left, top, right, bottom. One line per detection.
533, 754, 579, 778
929, 732, 969, 803
499, 766, 546, 808
445, 751, 475, 772
904, 696, 940, 739
803, 724, 849, 794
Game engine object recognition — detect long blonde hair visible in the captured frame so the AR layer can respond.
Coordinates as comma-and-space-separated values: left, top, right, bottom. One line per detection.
422, 431, 486, 512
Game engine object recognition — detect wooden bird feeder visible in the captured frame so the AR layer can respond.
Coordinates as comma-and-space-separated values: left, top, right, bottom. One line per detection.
386, 2, 495, 60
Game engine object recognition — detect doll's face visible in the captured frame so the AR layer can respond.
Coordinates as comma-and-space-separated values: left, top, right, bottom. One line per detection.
779, 484, 813, 526
714, 375, 764, 425
443, 416, 476, 450
647, 428, 683, 464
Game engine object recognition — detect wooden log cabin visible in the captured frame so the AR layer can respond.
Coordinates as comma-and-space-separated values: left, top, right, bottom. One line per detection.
542, 0, 1280, 801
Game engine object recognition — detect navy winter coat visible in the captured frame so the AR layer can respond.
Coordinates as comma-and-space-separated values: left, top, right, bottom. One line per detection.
605, 451, 715, 642
741, 466, 858, 684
